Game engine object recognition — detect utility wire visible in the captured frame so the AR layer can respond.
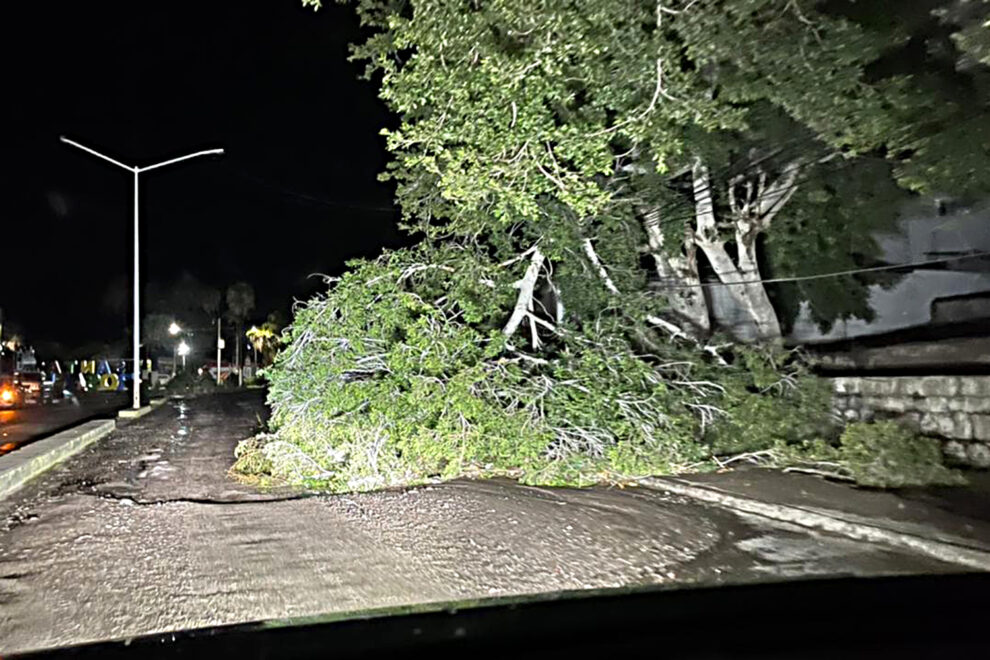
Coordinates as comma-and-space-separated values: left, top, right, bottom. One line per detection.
651, 251, 990, 289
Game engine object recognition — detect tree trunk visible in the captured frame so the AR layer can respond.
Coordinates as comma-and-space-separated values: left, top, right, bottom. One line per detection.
641, 207, 711, 336
734, 228, 782, 341
691, 160, 781, 343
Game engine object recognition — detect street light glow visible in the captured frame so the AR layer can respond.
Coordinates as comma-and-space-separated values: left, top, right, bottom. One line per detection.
177, 341, 191, 357
169, 322, 182, 336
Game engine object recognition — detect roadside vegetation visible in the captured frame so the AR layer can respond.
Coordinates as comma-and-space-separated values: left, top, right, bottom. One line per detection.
235, 0, 988, 492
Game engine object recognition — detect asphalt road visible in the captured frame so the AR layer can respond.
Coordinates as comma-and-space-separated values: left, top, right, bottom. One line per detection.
0, 392, 129, 455
0, 392, 959, 654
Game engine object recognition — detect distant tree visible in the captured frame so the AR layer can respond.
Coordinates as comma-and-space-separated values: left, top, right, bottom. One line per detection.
102, 276, 129, 315
141, 313, 175, 355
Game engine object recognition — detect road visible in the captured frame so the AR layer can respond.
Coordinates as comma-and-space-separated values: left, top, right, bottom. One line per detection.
0, 392, 129, 455
0, 392, 960, 654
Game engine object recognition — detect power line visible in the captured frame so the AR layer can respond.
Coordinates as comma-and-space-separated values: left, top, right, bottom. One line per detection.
651, 251, 990, 290
224, 162, 398, 214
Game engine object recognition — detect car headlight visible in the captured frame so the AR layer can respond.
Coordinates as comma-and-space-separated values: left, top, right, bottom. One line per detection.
1, 389, 13, 402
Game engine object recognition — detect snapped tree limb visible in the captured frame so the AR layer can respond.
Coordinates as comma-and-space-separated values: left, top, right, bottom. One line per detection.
582, 238, 620, 295
503, 247, 546, 339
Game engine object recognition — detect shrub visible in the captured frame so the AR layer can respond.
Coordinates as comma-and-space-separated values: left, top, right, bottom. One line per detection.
835, 421, 965, 488
166, 371, 218, 395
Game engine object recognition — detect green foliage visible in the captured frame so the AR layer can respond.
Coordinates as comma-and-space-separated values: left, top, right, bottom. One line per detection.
939, 0, 990, 67
707, 347, 836, 455
231, 435, 275, 477
765, 157, 910, 333
238, 249, 960, 491
239, 247, 831, 491
256, 0, 974, 493
834, 421, 965, 488
316, 0, 987, 341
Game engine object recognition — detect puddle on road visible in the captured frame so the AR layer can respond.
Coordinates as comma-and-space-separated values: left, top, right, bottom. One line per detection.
736, 533, 858, 563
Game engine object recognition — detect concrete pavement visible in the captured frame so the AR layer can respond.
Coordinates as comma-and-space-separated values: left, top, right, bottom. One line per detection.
0, 392, 970, 654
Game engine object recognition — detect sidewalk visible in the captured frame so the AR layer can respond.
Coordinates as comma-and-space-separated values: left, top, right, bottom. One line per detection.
645, 468, 990, 570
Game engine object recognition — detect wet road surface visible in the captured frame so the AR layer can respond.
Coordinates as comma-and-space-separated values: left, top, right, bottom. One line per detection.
0, 393, 128, 455
0, 392, 959, 654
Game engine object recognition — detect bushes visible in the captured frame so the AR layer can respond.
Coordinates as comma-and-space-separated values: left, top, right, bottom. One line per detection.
834, 421, 965, 488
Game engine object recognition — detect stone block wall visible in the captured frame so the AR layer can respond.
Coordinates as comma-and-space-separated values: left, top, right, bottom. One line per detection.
831, 376, 990, 468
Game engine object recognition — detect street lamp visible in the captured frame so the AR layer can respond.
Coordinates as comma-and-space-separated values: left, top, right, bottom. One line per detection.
177, 341, 190, 371
60, 137, 223, 409
169, 322, 183, 377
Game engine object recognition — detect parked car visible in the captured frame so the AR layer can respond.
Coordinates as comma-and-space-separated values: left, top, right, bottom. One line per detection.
11, 371, 63, 405
14, 371, 44, 405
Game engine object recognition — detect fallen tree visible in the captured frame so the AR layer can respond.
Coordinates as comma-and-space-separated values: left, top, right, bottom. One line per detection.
234, 1, 986, 491
237, 245, 847, 490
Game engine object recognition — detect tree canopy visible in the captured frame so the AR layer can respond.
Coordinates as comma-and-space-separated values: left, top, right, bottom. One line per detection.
236, 1, 985, 491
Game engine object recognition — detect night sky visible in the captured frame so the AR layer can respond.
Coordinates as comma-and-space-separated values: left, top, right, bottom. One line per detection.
3, 0, 405, 346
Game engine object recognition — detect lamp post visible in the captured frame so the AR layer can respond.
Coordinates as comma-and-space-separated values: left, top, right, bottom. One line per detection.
177, 341, 190, 371
60, 137, 223, 409
216, 318, 224, 386
169, 322, 182, 377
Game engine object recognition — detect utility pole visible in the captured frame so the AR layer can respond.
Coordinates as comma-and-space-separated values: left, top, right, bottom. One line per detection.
60, 137, 223, 409
216, 317, 222, 386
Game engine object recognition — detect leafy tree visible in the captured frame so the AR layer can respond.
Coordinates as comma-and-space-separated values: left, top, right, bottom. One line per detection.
306, 0, 987, 340
245, 0, 987, 491
141, 313, 176, 355
145, 272, 222, 330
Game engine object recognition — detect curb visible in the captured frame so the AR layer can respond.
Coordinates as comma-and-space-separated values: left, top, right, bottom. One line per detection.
117, 398, 169, 421
642, 477, 990, 572
118, 406, 152, 420
0, 419, 116, 500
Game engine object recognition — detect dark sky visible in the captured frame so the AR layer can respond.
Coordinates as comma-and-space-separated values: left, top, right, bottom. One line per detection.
2, 0, 405, 346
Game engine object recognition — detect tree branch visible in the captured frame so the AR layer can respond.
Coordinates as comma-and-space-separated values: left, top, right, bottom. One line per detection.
582, 238, 620, 295
503, 247, 546, 338
646, 314, 688, 341
692, 158, 719, 243
756, 158, 804, 227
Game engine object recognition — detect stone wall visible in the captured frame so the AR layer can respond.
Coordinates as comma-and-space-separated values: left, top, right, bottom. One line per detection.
831, 376, 990, 468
